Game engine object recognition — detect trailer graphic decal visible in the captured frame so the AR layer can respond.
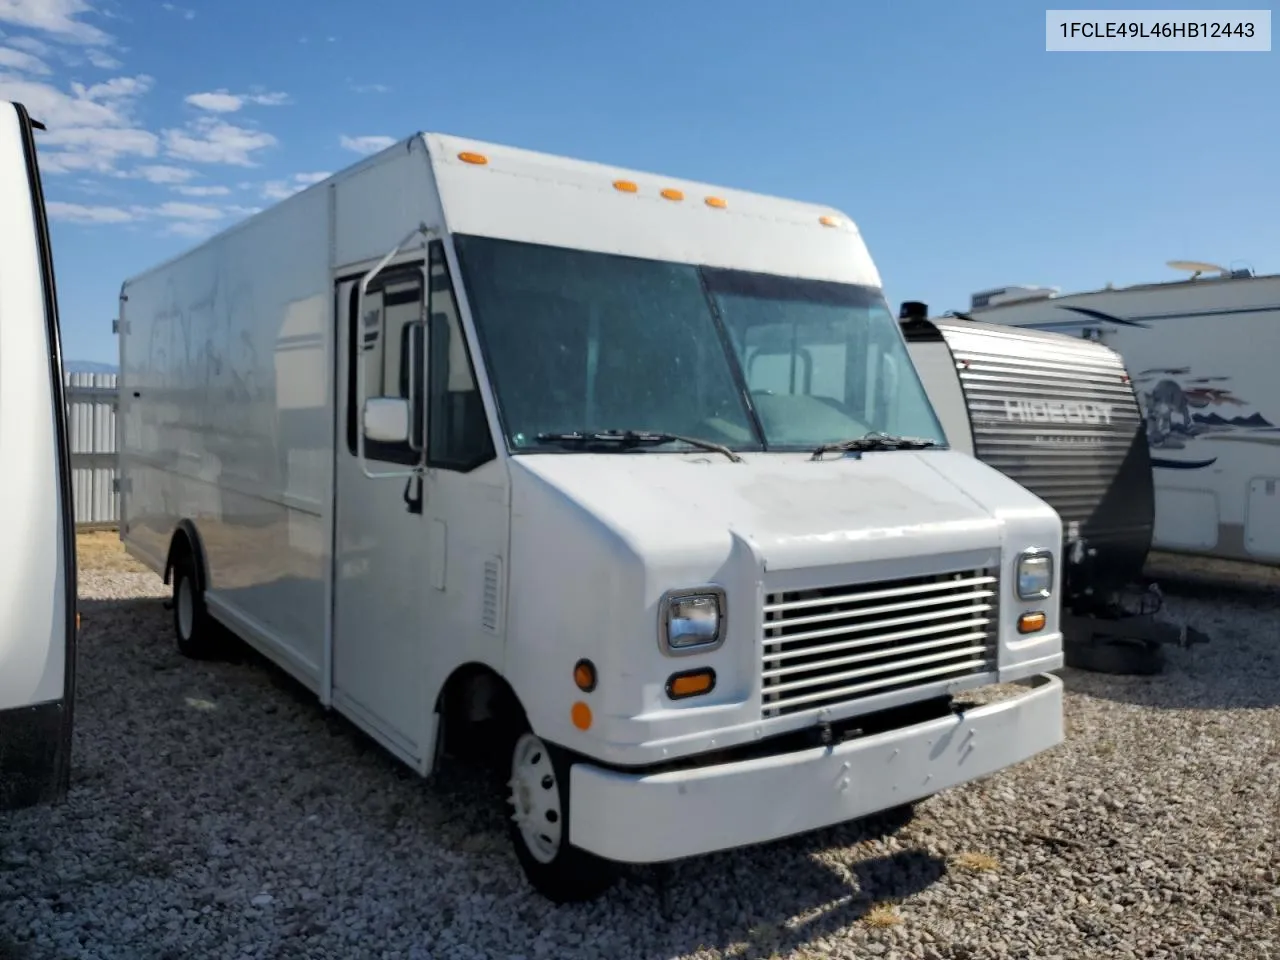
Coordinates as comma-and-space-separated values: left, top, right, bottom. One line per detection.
1130, 366, 1277, 471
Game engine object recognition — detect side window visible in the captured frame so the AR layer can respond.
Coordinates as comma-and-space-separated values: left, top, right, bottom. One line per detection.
427, 241, 496, 471
346, 266, 425, 465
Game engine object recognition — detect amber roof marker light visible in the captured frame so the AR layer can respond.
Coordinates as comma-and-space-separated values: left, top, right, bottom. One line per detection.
458, 151, 488, 165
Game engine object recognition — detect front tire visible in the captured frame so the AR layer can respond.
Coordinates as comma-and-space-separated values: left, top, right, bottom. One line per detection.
505, 727, 618, 904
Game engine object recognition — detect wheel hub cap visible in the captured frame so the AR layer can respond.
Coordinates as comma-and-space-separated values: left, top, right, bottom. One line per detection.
509, 733, 562, 864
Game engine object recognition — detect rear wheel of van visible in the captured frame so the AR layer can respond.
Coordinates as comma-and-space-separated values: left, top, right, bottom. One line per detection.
505, 724, 618, 903
171, 551, 222, 660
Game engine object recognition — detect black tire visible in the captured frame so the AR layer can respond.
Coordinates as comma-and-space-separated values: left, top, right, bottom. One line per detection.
171, 547, 224, 660
503, 720, 619, 904
1065, 638, 1165, 676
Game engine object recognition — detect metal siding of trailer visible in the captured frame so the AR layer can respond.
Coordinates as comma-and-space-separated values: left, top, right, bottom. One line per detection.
63, 371, 118, 527
931, 319, 1155, 595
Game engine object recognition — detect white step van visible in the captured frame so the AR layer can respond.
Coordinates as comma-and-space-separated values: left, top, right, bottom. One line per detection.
116, 132, 1065, 901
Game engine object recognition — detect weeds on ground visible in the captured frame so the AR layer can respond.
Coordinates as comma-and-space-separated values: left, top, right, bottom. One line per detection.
950, 851, 1000, 873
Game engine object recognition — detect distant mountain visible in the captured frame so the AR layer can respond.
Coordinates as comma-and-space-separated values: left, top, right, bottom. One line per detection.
63, 360, 118, 374
1192, 411, 1274, 428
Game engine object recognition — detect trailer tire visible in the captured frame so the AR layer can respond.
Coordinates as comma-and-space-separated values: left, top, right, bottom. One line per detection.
504, 722, 618, 904
171, 550, 223, 660
1065, 638, 1165, 676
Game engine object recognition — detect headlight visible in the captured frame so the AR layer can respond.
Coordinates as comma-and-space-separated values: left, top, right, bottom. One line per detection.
1015, 550, 1054, 600
659, 587, 726, 655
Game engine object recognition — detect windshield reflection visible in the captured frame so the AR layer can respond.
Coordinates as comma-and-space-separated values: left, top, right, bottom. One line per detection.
452, 234, 946, 453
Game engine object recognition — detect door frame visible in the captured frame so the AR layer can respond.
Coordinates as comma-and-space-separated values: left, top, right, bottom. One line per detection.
324, 247, 432, 763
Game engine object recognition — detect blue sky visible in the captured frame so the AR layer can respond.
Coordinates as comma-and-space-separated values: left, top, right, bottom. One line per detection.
2, 0, 1277, 364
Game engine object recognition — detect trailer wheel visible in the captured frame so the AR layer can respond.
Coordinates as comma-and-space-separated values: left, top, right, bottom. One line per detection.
171, 551, 223, 660
505, 725, 618, 903
1065, 638, 1165, 676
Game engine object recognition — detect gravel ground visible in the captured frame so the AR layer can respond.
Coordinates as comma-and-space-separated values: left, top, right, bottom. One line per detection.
0, 538, 1277, 959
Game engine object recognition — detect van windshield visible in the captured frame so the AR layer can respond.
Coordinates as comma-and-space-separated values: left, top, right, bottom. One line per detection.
452, 234, 946, 453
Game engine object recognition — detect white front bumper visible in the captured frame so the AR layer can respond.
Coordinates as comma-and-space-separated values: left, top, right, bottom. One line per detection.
568, 673, 1063, 864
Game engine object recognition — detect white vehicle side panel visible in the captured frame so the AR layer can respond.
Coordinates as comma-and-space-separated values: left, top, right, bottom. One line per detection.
0, 103, 66, 711
119, 177, 334, 686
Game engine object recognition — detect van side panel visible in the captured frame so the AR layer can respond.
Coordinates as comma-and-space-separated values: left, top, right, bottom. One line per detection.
118, 180, 334, 687
0, 101, 77, 809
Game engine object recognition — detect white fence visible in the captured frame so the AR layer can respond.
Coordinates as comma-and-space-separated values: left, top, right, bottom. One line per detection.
64, 371, 118, 528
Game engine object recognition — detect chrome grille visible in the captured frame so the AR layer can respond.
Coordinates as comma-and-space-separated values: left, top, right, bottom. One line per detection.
761, 569, 999, 718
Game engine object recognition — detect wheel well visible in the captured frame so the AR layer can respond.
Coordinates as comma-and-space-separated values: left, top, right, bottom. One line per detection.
163, 520, 208, 591
434, 663, 524, 762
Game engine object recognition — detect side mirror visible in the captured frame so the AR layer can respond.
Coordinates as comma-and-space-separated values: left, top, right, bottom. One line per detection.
363, 397, 410, 444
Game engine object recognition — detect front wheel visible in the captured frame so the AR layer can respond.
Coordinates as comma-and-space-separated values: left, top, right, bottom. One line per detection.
506, 729, 618, 903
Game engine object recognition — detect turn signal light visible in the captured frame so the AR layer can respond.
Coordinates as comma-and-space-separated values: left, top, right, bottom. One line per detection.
571, 701, 593, 730
573, 658, 597, 692
1018, 611, 1047, 634
666, 668, 716, 700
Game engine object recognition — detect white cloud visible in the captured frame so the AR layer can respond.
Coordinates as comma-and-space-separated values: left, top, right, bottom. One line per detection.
260, 170, 330, 201
185, 90, 241, 113
184, 88, 290, 113
1, 71, 159, 174
86, 48, 120, 69
133, 164, 194, 184
340, 134, 395, 155
3, 4, 285, 239
173, 184, 229, 197
70, 75, 151, 100
348, 80, 390, 94
163, 117, 277, 166
0, 44, 51, 73
167, 221, 213, 237
38, 126, 159, 173
0, 73, 147, 128
46, 200, 135, 223
148, 200, 224, 221
0, 0, 112, 45
249, 90, 289, 106
6, 35, 51, 56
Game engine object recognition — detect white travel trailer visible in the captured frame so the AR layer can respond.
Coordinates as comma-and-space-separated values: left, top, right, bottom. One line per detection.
959, 265, 1280, 565
0, 100, 78, 811
117, 132, 1065, 902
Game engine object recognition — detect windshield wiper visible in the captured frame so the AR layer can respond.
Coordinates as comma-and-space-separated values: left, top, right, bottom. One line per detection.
535, 429, 744, 463
810, 431, 938, 460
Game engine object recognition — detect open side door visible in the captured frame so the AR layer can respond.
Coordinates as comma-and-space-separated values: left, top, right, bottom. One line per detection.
0, 100, 78, 810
